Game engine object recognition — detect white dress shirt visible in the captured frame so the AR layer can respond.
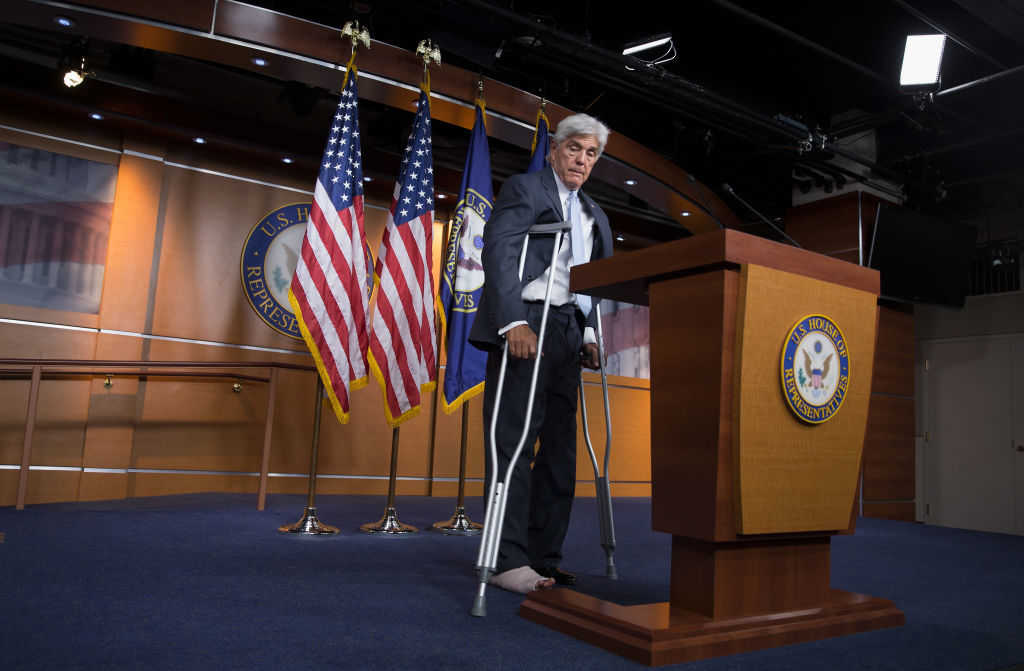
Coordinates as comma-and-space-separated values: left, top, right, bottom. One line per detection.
499, 167, 597, 345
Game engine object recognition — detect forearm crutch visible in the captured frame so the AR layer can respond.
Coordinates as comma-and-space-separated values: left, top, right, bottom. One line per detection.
471, 221, 570, 618
578, 302, 617, 579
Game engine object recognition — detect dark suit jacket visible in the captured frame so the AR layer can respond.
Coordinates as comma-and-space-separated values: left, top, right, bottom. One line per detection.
469, 168, 613, 351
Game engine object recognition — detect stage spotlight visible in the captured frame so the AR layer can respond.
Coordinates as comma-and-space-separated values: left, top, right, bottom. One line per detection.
900, 34, 946, 90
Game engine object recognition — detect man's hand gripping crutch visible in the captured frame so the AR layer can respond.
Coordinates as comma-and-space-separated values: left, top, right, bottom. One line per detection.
471, 221, 570, 618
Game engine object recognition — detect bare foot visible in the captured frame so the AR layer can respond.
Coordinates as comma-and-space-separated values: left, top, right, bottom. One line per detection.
488, 566, 556, 594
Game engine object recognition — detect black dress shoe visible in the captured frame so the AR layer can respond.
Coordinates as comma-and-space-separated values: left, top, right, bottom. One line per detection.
533, 566, 577, 586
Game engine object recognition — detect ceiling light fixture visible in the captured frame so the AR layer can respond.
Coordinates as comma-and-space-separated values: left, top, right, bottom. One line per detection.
63, 65, 85, 88
624, 179, 637, 186
54, 17, 74, 28
622, 34, 671, 56
251, 57, 267, 67
193, 137, 206, 144
60, 41, 89, 88
437, 193, 447, 199
681, 210, 691, 217
622, 33, 676, 70
281, 157, 293, 164
900, 34, 946, 90
363, 176, 372, 182
616, 234, 625, 242
89, 112, 103, 120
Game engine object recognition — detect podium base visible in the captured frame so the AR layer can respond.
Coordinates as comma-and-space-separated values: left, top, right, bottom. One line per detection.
521, 588, 904, 667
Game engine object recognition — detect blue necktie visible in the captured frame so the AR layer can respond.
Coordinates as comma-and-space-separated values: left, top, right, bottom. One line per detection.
566, 191, 592, 317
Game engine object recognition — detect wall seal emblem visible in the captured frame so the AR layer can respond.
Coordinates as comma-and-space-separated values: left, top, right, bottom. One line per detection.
780, 314, 851, 424
240, 203, 310, 340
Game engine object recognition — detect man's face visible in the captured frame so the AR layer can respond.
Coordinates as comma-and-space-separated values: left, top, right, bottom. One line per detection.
549, 134, 600, 190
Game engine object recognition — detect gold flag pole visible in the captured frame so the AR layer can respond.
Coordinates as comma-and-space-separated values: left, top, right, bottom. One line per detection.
360, 426, 417, 533
279, 21, 369, 536
279, 376, 339, 534
432, 400, 483, 534
426, 217, 452, 500
360, 38, 441, 536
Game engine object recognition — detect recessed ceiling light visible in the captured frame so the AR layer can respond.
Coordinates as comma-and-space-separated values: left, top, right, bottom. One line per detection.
624, 179, 637, 186
281, 157, 293, 164
251, 57, 268, 67
54, 17, 74, 28
437, 193, 447, 199
193, 137, 206, 144
681, 210, 691, 217
616, 235, 625, 242
363, 176, 372, 182
89, 112, 103, 120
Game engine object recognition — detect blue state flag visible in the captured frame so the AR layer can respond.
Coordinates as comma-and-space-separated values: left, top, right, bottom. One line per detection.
527, 106, 550, 173
438, 99, 493, 413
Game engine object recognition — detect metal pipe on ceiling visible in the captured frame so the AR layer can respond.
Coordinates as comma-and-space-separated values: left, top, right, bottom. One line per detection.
708, 0, 893, 90
452, 0, 916, 188
454, 0, 808, 145
889, 0, 1007, 71
937, 62, 1024, 98
707, 0, 978, 138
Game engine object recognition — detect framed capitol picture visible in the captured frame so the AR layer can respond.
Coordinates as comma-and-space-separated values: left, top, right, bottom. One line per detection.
0, 141, 117, 314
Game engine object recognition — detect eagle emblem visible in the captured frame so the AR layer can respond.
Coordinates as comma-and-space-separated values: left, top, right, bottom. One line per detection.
780, 314, 851, 424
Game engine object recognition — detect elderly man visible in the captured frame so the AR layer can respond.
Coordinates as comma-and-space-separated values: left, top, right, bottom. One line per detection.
469, 113, 613, 594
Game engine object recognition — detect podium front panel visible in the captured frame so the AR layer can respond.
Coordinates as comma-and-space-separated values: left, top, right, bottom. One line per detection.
733, 264, 877, 534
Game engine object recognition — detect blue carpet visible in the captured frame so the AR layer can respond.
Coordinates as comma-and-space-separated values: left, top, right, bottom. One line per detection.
1, 494, 1022, 670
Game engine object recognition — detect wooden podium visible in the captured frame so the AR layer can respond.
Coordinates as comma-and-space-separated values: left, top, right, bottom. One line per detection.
520, 229, 904, 666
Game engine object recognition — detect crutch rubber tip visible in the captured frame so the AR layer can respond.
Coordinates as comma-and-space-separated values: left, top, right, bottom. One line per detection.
470, 596, 487, 617
606, 560, 618, 580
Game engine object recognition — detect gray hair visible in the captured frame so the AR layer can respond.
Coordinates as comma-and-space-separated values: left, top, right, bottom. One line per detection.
552, 113, 610, 155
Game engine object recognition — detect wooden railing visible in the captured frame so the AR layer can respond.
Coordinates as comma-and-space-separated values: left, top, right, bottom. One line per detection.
0, 359, 316, 511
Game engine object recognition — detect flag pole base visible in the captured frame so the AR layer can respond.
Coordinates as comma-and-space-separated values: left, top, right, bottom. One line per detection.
360, 506, 418, 534
278, 506, 339, 535
432, 506, 483, 535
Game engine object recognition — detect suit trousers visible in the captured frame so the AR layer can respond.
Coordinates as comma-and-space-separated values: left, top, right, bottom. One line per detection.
482, 301, 583, 574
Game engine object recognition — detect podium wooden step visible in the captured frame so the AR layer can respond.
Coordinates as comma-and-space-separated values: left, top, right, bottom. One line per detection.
520, 588, 904, 666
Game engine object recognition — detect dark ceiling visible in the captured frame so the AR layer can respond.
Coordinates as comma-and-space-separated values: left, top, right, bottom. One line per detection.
2, 0, 1023, 246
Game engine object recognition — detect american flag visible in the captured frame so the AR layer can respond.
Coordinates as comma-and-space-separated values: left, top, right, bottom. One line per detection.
288, 64, 371, 424
368, 85, 438, 427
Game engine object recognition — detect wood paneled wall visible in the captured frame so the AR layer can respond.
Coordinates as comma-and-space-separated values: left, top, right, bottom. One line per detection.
0, 117, 653, 508
786, 192, 916, 521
